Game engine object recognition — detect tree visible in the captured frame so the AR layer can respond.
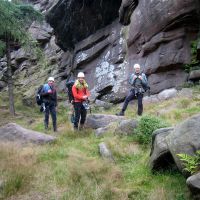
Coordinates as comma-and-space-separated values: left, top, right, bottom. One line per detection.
0, 0, 43, 115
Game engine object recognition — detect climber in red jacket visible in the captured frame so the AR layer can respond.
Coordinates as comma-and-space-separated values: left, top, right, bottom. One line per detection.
72, 72, 90, 130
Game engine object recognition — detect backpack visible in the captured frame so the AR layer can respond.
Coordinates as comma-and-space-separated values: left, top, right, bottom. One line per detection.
66, 80, 75, 103
36, 85, 44, 105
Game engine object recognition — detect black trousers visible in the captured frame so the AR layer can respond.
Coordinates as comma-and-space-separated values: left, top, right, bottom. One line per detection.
122, 89, 143, 115
44, 103, 57, 131
74, 102, 87, 128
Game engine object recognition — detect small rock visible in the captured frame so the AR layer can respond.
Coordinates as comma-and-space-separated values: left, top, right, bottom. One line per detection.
99, 142, 115, 162
178, 88, 193, 98
143, 95, 159, 104
114, 119, 138, 136
95, 126, 110, 137
158, 88, 177, 101
95, 99, 113, 110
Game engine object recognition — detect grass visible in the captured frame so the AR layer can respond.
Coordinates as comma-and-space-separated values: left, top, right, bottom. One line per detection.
0, 143, 37, 199
1, 87, 199, 199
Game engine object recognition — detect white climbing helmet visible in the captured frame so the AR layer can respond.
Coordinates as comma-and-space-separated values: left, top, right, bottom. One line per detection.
134, 63, 141, 69
48, 77, 55, 82
77, 72, 85, 78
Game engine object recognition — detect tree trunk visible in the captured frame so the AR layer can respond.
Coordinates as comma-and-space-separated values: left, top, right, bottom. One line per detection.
6, 36, 15, 116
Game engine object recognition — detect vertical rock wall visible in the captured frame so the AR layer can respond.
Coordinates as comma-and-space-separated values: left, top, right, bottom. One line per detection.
0, 0, 200, 104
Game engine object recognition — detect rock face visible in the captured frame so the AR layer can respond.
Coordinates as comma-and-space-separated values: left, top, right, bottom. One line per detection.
45, 0, 199, 102
119, 0, 138, 26
0, 0, 200, 104
46, 0, 122, 51
126, 0, 199, 93
0, 123, 56, 144
150, 114, 200, 174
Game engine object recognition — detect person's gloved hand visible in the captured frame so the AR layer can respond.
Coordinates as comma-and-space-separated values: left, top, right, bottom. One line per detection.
83, 95, 88, 100
48, 89, 52, 94
134, 75, 137, 79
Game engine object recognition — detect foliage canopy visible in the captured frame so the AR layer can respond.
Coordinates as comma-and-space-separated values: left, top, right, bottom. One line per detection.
0, 0, 43, 55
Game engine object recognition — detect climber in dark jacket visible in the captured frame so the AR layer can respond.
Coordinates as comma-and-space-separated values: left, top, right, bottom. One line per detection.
116, 63, 149, 116
42, 77, 57, 132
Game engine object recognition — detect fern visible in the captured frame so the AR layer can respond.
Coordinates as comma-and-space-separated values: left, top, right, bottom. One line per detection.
177, 151, 200, 174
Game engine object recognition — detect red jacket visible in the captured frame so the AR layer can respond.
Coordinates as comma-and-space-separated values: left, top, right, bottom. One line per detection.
72, 84, 90, 103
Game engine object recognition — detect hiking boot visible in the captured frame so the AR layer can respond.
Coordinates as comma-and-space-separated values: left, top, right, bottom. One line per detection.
73, 126, 78, 132
45, 124, 48, 130
79, 124, 84, 130
116, 111, 124, 116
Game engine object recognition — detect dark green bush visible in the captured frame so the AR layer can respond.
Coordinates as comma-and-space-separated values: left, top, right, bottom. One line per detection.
135, 115, 168, 144
184, 40, 200, 72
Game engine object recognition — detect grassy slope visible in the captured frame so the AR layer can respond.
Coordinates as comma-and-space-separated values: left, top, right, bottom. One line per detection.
1, 86, 200, 200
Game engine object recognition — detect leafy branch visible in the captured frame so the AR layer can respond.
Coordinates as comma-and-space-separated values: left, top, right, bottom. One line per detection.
177, 150, 200, 174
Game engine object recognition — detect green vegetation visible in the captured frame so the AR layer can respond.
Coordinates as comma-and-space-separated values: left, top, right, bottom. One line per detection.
135, 115, 168, 145
1, 86, 200, 199
184, 40, 200, 72
177, 151, 200, 174
0, 0, 43, 115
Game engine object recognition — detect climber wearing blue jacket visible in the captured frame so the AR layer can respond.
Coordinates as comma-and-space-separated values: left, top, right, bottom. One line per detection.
117, 63, 149, 116
42, 77, 57, 132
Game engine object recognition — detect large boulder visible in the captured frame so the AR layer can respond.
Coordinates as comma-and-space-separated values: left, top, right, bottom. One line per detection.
149, 127, 174, 170
0, 123, 56, 144
114, 119, 138, 136
157, 88, 178, 101
85, 114, 125, 129
186, 172, 200, 199
188, 70, 200, 81
167, 114, 200, 173
150, 114, 200, 174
